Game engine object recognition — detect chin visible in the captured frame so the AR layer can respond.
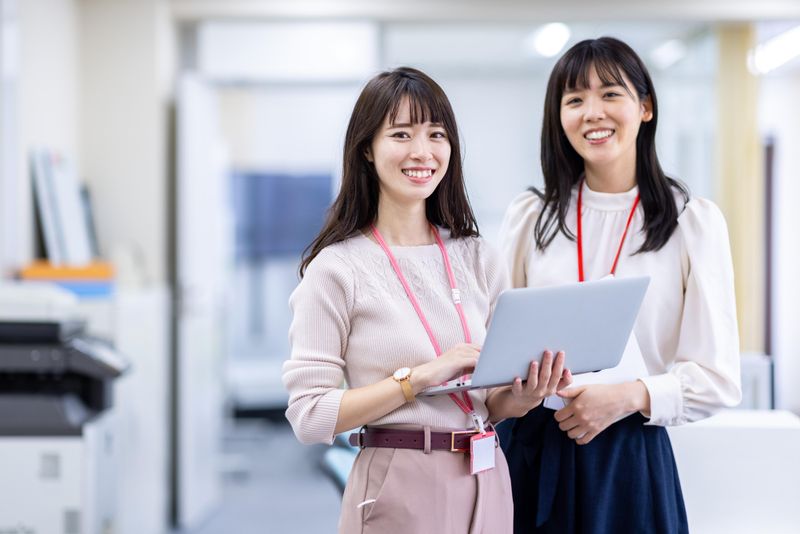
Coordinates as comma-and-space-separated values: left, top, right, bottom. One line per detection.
581, 151, 621, 167
408, 179, 441, 197
408, 188, 437, 202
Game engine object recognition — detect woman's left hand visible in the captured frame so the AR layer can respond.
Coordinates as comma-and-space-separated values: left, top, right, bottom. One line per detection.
553, 381, 649, 445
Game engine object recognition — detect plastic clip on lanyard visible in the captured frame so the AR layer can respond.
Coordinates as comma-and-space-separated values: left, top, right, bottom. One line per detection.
370, 224, 484, 433
576, 179, 640, 282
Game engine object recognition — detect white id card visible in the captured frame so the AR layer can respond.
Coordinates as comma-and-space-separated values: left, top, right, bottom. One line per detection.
470, 431, 496, 474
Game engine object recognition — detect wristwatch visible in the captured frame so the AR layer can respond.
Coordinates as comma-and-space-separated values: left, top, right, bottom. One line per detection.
393, 367, 415, 403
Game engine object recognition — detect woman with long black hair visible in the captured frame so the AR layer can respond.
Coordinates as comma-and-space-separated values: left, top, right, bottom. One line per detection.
498, 37, 742, 533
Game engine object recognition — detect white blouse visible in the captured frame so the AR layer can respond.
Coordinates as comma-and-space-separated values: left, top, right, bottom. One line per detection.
499, 183, 742, 426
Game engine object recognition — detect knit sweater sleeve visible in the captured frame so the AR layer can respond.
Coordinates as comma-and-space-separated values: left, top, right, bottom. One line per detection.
282, 248, 354, 444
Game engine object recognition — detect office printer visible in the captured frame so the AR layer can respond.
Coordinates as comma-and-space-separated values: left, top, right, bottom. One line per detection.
0, 282, 128, 534
0, 282, 128, 434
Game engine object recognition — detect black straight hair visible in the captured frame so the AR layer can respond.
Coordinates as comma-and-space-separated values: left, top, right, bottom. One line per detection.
535, 36, 689, 252
299, 67, 478, 277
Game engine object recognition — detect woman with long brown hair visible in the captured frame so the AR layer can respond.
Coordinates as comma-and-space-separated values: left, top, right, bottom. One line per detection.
283, 67, 571, 533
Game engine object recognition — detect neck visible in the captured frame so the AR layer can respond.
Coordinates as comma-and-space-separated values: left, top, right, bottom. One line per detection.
584, 154, 637, 193
373, 198, 432, 246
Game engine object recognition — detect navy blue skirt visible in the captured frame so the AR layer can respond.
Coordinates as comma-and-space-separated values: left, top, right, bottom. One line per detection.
497, 406, 688, 534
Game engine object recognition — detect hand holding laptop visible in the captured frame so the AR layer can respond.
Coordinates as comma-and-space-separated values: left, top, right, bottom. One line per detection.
508, 350, 572, 404
412, 343, 572, 406
485, 349, 574, 419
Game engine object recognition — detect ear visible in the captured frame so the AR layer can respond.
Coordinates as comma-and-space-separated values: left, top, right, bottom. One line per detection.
641, 95, 654, 123
364, 146, 374, 163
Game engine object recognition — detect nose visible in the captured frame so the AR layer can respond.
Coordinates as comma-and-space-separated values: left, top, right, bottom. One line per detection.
409, 137, 433, 161
584, 96, 606, 122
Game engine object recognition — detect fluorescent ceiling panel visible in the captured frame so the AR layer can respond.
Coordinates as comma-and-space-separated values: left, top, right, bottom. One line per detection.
197, 21, 378, 82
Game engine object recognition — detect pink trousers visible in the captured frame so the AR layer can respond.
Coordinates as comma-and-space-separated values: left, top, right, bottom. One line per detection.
338, 431, 513, 534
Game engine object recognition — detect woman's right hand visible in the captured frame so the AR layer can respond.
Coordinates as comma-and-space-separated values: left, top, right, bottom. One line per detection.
485, 350, 571, 420
333, 343, 480, 435
411, 343, 481, 394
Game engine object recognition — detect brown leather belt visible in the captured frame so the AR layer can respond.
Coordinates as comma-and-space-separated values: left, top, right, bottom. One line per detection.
348, 426, 495, 453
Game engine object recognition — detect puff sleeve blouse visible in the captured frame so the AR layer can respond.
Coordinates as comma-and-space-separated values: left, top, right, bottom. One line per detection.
499, 183, 742, 426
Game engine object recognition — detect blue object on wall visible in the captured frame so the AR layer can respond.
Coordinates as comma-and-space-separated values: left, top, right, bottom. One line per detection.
231, 172, 332, 260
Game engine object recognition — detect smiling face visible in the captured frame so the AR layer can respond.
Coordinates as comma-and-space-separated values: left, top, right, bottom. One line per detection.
365, 97, 451, 208
559, 64, 653, 178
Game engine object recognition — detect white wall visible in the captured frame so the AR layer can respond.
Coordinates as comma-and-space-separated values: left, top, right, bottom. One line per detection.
217, 85, 358, 175
654, 33, 718, 201
759, 71, 800, 413
79, 0, 174, 285
0, 0, 19, 273
442, 75, 544, 242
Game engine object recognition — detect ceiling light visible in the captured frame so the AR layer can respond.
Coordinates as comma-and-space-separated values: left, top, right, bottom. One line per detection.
749, 25, 800, 75
524, 23, 571, 58
650, 39, 687, 70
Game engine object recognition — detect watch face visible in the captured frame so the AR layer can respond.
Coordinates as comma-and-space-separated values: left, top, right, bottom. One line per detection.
393, 367, 411, 380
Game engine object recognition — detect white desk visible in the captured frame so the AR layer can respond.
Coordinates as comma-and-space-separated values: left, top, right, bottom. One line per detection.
668, 410, 800, 534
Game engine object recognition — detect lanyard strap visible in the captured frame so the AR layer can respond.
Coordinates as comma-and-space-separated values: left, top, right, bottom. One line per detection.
370, 224, 476, 417
576, 179, 640, 282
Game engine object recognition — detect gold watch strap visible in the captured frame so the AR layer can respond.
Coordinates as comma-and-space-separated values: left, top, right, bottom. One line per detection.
398, 378, 415, 403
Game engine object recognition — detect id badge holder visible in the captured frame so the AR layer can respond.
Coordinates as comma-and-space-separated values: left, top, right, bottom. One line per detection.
470, 431, 496, 474
468, 412, 495, 475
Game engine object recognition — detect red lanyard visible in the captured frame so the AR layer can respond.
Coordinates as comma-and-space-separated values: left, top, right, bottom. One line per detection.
576, 179, 640, 282
370, 224, 477, 418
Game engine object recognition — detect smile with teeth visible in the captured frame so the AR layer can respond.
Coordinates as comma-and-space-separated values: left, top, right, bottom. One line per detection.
402, 169, 434, 178
585, 129, 614, 140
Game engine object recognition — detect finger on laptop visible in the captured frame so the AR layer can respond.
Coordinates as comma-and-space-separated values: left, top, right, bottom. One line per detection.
523, 360, 539, 393
534, 350, 554, 395
546, 351, 566, 393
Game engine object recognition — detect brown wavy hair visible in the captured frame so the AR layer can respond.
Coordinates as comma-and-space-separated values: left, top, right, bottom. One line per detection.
299, 66, 479, 277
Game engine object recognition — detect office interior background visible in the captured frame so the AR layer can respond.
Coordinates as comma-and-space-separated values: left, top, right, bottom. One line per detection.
0, 0, 799, 533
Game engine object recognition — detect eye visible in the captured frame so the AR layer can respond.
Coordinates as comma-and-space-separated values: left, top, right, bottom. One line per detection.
604, 91, 622, 98
564, 97, 582, 105
390, 131, 410, 139
431, 130, 448, 139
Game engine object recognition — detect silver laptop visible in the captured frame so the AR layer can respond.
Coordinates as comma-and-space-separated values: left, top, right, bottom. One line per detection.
421, 276, 650, 396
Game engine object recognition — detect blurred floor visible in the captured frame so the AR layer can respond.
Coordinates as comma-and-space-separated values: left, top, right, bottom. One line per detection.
179, 418, 341, 534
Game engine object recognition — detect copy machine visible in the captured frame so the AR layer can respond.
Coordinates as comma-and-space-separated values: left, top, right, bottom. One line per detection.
0, 283, 128, 534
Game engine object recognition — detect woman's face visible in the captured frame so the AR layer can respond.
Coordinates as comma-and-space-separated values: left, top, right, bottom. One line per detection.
366, 97, 451, 208
559, 64, 652, 173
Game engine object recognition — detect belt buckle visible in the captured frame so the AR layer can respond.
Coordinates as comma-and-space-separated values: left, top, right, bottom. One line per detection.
356, 426, 367, 449
450, 430, 475, 453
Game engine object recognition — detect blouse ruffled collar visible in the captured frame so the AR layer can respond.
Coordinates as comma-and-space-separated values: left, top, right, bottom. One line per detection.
577, 179, 640, 212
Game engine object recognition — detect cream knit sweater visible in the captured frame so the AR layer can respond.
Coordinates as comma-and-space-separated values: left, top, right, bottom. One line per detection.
283, 231, 509, 445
